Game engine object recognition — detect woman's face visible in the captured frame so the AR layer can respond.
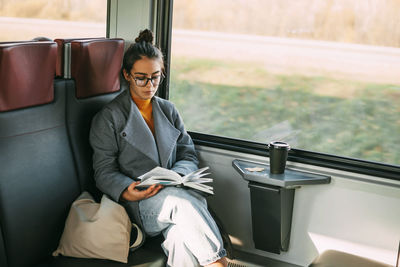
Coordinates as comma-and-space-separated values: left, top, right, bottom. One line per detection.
124, 56, 163, 100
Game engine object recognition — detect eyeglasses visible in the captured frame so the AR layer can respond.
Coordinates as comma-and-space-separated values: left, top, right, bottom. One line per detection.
131, 74, 164, 87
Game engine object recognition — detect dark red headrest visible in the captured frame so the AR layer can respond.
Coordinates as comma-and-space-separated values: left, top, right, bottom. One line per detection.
0, 42, 57, 112
54, 38, 105, 77
70, 38, 124, 98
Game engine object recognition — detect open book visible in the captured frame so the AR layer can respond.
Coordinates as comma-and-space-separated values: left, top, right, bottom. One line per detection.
136, 166, 213, 195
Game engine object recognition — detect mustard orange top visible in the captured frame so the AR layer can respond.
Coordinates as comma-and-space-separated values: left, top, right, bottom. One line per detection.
131, 95, 155, 135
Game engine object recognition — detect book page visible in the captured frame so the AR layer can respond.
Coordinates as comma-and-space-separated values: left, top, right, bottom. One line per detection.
181, 167, 210, 183
137, 166, 213, 194
184, 182, 214, 195
138, 167, 181, 182
137, 178, 180, 187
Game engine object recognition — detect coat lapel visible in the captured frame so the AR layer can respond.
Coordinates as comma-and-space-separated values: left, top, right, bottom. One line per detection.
120, 93, 160, 165
153, 99, 180, 168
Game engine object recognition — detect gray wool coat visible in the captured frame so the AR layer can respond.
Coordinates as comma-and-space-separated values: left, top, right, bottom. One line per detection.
89, 89, 199, 225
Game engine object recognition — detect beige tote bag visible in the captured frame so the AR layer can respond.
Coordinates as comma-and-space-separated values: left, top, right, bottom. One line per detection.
53, 191, 142, 263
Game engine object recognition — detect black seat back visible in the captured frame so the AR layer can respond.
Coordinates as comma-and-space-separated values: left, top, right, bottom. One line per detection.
64, 38, 125, 201
0, 42, 81, 267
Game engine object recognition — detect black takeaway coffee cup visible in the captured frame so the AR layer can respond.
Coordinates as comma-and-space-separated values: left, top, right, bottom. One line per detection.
268, 141, 290, 174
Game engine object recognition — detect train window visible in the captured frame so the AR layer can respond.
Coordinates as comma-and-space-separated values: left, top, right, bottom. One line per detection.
0, 0, 107, 41
169, 0, 400, 166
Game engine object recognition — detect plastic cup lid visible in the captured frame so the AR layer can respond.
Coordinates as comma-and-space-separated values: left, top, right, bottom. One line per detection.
269, 141, 290, 150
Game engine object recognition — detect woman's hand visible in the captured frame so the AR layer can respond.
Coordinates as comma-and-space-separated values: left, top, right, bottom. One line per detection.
121, 181, 163, 202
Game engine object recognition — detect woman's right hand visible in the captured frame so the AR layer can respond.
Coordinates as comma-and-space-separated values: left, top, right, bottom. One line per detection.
121, 181, 163, 202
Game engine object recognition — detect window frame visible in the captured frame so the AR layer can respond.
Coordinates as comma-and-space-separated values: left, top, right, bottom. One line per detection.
157, 0, 400, 182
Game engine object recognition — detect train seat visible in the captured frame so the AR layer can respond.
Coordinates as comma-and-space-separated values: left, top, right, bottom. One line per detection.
47, 38, 167, 266
0, 41, 81, 267
0, 40, 166, 266
63, 38, 125, 201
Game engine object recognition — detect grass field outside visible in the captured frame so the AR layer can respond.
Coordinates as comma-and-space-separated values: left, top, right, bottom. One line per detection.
169, 57, 400, 166
170, 0, 400, 166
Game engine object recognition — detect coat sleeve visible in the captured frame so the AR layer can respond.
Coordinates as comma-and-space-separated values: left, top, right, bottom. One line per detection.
89, 108, 133, 202
170, 106, 199, 175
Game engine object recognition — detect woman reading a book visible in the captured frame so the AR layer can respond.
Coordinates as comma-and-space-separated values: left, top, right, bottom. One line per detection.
89, 29, 227, 267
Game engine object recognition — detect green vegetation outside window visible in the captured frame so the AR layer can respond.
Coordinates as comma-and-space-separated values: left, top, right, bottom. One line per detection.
169, 0, 400, 166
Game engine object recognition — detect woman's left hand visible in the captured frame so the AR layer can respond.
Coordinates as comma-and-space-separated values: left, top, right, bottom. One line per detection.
121, 181, 163, 202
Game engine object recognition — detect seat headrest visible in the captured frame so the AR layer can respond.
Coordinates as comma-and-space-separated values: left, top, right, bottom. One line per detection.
54, 38, 105, 77
0, 42, 57, 112
69, 38, 124, 98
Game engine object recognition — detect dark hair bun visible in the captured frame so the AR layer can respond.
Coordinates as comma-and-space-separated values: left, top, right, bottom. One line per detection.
135, 29, 154, 44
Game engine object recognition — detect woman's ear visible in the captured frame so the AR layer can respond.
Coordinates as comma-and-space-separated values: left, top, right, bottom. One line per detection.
122, 69, 130, 81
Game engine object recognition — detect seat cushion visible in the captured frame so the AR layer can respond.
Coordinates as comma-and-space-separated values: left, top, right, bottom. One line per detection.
309, 250, 392, 267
